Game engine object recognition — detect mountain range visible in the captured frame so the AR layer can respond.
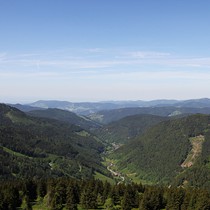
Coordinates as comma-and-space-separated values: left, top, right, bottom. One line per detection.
9, 98, 210, 115
89, 106, 210, 124
1, 98, 210, 189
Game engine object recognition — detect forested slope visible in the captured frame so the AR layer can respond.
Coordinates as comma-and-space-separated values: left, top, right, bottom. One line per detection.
111, 114, 210, 187
1, 103, 210, 190
93, 114, 168, 144
0, 104, 106, 180
27, 108, 101, 130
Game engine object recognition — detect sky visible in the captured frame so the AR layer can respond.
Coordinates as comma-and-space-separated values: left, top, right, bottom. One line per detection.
0, 0, 210, 103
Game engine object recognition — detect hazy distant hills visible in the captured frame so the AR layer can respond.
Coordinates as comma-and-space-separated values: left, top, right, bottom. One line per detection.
89, 106, 210, 124
9, 103, 45, 112
111, 114, 210, 187
0, 104, 106, 180
27, 98, 210, 115
172, 98, 210, 108
10, 99, 210, 125
28, 100, 121, 115
27, 108, 101, 131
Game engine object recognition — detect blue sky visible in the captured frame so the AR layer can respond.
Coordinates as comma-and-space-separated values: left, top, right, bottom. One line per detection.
0, 0, 210, 103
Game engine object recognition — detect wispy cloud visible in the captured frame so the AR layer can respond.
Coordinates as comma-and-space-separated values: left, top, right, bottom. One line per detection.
0, 71, 59, 79
0, 49, 210, 77
84, 48, 105, 53
125, 51, 171, 59
0, 52, 7, 61
83, 69, 210, 81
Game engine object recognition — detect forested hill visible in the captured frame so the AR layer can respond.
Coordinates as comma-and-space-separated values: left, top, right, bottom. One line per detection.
1, 103, 210, 191
0, 104, 106, 180
89, 106, 210, 124
27, 108, 101, 130
93, 114, 168, 144
111, 114, 210, 188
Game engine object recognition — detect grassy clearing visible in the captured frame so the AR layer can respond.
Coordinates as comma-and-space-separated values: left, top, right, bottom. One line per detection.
76, 130, 90, 137
94, 172, 115, 184
120, 167, 154, 185
2, 147, 31, 158
6, 111, 35, 125
89, 114, 104, 123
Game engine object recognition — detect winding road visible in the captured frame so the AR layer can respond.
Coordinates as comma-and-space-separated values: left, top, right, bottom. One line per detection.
107, 162, 125, 184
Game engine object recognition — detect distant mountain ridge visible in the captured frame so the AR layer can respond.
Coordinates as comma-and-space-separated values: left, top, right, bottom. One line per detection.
26, 98, 210, 115
27, 108, 101, 130
9, 103, 45, 112
89, 106, 210, 124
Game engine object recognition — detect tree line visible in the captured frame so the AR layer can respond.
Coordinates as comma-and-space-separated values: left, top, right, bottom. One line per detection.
0, 178, 210, 210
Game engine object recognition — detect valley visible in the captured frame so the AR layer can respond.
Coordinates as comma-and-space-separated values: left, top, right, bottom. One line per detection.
1, 101, 210, 187
1, 100, 210, 209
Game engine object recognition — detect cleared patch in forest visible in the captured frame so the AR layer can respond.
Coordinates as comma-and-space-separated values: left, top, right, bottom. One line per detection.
6, 111, 35, 125
181, 135, 205, 168
2, 146, 31, 158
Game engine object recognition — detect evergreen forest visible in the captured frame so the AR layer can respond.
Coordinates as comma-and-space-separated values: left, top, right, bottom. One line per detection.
0, 102, 210, 209
1, 178, 210, 210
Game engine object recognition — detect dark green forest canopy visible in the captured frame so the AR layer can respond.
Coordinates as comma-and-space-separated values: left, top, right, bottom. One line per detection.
27, 108, 101, 130
0, 178, 210, 210
110, 114, 210, 187
93, 114, 168, 144
0, 104, 106, 180
1, 103, 210, 191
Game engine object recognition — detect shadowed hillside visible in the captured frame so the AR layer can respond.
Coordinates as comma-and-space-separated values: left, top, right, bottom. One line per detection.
93, 114, 168, 144
27, 108, 101, 131
0, 104, 106, 180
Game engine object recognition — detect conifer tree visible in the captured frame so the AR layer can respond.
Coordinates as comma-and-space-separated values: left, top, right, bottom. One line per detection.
80, 180, 97, 209
97, 193, 104, 206
3, 186, 21, 210
181, 190, 191, 210
121, 185, 137, 210
45, 179, 56, 208
140, 187, 163, 210
24, 180, 37, 201
50, 180, 67, 210
187, 189, 197, 210
37, 180, 47, 199
166, 188, 185, 210
102, 181, 112, 204
50, 191, 63, 210
104, 197, 115, 210
195, 190, 210, 210
21, 195, 32, 210
66, 183, 78, 210
0, 192, 4, 210
109, 186, 120, 206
